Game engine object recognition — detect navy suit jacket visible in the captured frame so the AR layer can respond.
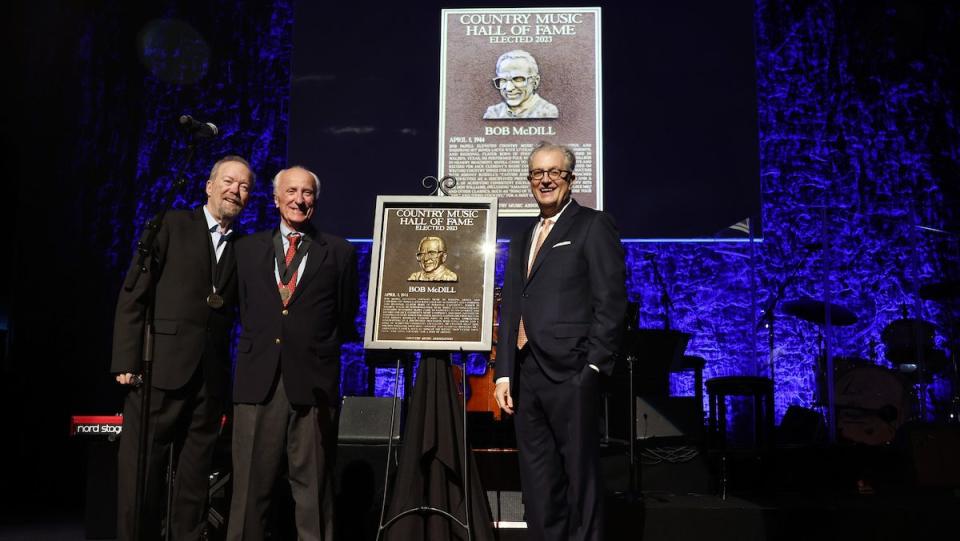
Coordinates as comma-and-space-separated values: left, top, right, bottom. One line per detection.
494, 200, 626, 387
233, 227, 358, 407
111, 207, 239, 399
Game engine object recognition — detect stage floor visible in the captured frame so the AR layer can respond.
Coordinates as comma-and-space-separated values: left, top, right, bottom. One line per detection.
3, 488, 959, 541
10, 424, 960, 540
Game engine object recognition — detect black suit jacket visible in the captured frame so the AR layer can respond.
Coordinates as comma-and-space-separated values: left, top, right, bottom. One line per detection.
111, 207, 240, 398
495, 200, 626, 386
233, 227, 358, 407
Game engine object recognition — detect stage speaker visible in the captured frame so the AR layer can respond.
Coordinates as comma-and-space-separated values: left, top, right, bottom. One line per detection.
339, 396, 402, 444
600, 446, 711, 494
334, 443, 397, 541
636, 396, 704, 442
473, 449, 525, 526
905, 423, 960, 487
335, 397, 404, 540
486, 490, 524, 522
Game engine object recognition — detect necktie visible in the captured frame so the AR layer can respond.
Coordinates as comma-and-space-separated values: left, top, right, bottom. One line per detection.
211, 225, 230, 261
517, 218, 554, 350
279, 232, 301, 306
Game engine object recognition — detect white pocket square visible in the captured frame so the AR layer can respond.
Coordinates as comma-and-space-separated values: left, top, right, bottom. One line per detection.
552, 241, 572, 248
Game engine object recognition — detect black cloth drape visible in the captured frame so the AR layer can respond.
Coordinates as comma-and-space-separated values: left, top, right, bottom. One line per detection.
383, 355, 494, 541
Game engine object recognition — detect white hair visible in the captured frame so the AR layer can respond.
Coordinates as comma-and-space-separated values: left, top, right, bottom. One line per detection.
272, 166, 321, 195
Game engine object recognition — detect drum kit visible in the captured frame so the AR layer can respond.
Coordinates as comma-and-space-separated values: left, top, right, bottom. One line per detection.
781, 279, 959, 445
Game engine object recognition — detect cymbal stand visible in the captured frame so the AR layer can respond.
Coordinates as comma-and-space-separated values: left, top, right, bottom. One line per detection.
906, 214, 933, 421
819, 206, 837, 444
814, 330, 827, 408
914, 225, 960, 422
935, 303, 960, 423
757, 268, 796, 381
910, 313, 930, 421
949, 348, 960, 423
756, 243, 818, 383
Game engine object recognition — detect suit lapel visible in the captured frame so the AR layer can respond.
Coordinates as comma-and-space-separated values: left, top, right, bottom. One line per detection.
261, 230, 283, 302
217, 237, 237, 289
526, 200, 581, 282
519, 222, 536, 286
288, 233, 329, 305
192, 207, 215, 285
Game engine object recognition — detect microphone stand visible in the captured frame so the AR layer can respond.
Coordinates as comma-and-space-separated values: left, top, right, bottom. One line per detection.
757, 274, 790, 381
648, 254, 672, 330
127, 139, 197, 540
756, 251, 812, 381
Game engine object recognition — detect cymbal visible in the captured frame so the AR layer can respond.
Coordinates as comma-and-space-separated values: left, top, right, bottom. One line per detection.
881, 318, 937, 363
782, 298, 858, 326
919, 280, 960, 300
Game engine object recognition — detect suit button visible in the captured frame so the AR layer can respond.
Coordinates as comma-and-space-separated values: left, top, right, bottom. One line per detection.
275, 338, 281, 345
282, 309, 289, 316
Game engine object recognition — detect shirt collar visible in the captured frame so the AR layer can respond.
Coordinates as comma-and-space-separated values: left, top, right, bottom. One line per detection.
540, 198, 572, 224
202, 205, 232, 235
279, 221, 301, 238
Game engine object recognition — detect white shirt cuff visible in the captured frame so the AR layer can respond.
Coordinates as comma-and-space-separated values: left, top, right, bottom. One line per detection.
495, 377, 510, 385
589, 364, 599, 373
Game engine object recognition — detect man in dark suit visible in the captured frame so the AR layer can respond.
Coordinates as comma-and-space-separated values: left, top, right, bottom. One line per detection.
227, 165, 358, 541
494, 142, 626, 540
112, 155, 254, 540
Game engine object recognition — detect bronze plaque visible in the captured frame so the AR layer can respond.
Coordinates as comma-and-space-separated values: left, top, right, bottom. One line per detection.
439, 7, 603, 216
364, 196, 498, 351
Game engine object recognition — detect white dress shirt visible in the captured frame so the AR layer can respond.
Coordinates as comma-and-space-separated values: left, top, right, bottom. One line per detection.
273, 222, 309, 286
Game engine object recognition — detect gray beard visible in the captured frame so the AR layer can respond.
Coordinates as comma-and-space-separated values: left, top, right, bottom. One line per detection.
217, 202, 241, 220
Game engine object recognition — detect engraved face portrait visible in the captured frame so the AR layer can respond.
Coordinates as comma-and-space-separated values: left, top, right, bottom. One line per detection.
408, 237, 459, 282
483, 50, 559, 120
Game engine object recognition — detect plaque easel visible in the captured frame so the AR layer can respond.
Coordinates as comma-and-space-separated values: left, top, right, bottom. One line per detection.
374, 175, 478, 541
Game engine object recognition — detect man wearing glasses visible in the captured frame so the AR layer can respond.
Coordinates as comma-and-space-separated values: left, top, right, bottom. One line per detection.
408, 236, 459, 282
483, 50, 559, 120
494, 142, 626, 540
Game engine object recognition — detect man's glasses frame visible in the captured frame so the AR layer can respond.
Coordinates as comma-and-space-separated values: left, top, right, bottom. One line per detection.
527, 169, 572, 182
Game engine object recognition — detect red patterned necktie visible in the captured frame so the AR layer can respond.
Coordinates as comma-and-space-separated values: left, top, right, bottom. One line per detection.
279, 232, 301, 306
517, 218, 554, 349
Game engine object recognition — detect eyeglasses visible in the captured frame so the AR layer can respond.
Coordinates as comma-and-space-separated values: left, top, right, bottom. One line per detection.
527, 169, 572, 182
416, 250, 444, 260
491, 76, 534, 90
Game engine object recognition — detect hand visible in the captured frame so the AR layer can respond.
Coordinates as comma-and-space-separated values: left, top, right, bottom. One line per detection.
494, 381, 514, 415
115, 373, 141, 386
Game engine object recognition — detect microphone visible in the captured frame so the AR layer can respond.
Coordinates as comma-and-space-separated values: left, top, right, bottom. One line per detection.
178, 115, 219, 139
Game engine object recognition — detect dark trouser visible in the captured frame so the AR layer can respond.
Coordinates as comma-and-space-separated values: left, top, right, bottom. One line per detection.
515, 348, 604, 541
116, 370, 224, 541
228, 377, 337, 541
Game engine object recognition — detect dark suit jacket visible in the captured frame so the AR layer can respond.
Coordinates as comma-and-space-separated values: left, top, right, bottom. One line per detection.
495, 200, 626, 386
233, 227, 358, 407
111, 207, 239, 398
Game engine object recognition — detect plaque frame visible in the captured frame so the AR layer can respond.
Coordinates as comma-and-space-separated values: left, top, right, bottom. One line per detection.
364, 195, 499, 351
438, 7, 603, 216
